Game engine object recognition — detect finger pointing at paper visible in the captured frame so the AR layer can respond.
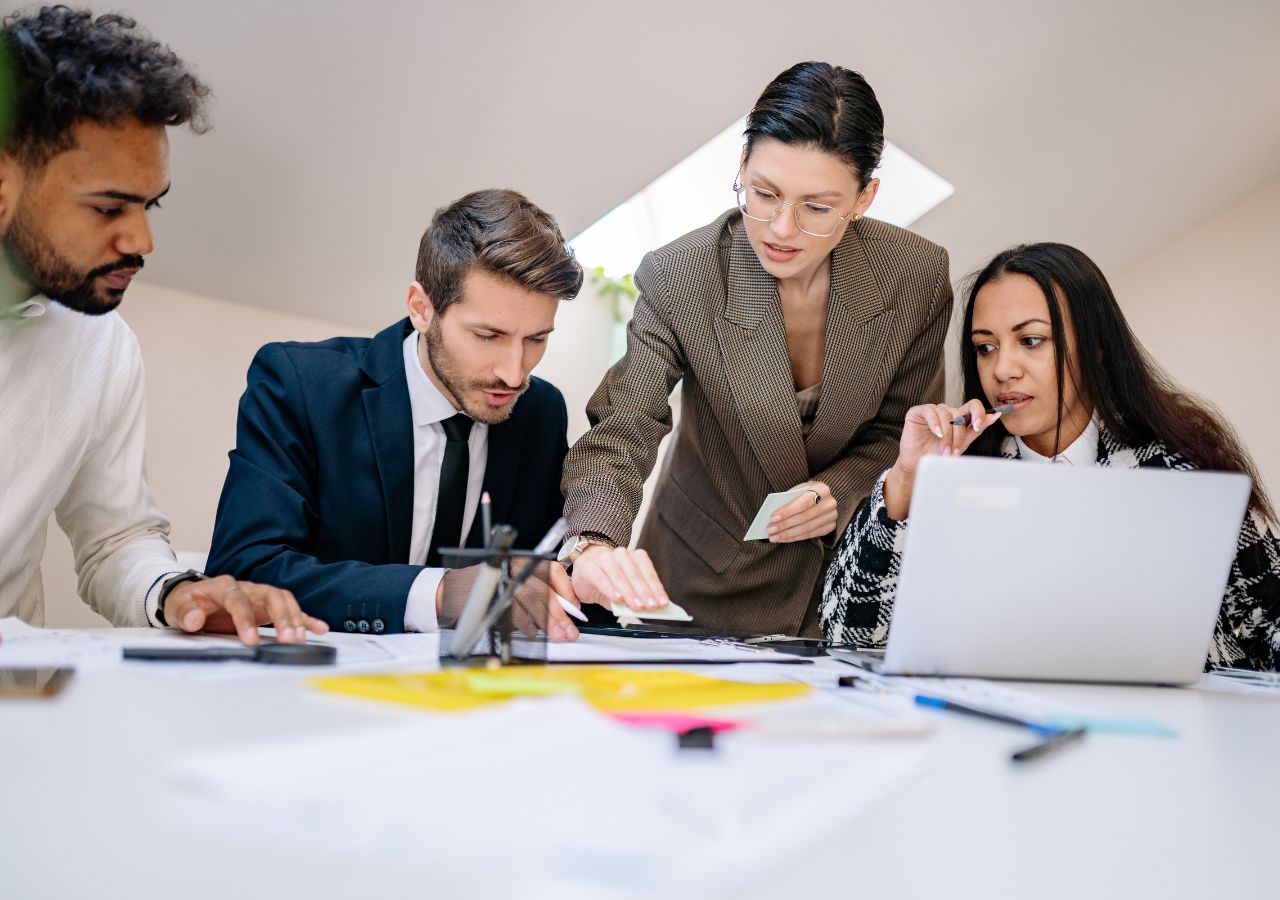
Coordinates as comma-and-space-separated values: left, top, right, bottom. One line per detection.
570, 545, 672, 614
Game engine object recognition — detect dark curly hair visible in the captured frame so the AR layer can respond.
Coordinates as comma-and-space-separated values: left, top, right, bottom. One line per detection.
1, 5, 210, 167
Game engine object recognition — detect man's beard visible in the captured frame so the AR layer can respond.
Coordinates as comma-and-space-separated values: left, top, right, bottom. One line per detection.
3, 202, 143, 316
424, 318, 529, 425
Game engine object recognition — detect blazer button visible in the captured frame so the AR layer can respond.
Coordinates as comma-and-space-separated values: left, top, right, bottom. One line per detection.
357, 619, 371, 633
343, 619, 356, 632
372, 618, 385, 633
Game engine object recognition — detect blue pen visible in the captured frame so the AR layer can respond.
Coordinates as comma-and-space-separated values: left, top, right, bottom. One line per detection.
913, 694, 1059, 736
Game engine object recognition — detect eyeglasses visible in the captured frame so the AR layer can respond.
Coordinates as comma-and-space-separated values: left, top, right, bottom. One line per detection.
733, 177, 860, 238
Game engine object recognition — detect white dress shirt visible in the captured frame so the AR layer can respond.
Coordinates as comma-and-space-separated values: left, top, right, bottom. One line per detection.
1015, 416, 1100, 466
401, 332, 488, 632
0, 297, 179, 626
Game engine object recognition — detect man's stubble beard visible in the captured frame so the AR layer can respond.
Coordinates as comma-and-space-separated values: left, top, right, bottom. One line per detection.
423, 317, 529, 425
3, 200, 139, 316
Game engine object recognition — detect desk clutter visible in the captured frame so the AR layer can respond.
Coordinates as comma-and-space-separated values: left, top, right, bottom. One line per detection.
6, 615, 1262, 898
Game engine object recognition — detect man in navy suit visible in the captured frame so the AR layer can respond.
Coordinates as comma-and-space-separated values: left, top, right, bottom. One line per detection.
207, 189, 584, 640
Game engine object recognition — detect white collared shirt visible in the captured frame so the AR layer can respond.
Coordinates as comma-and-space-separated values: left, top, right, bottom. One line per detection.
1015, 417, 1100, 467
401, 332, 488, 632
0, 297, 180, 626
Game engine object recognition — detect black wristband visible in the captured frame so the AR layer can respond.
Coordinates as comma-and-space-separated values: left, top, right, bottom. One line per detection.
156, 569, 206, 626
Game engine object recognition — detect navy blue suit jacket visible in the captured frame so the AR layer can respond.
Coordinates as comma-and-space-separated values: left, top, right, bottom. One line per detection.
206, 317, 569, 632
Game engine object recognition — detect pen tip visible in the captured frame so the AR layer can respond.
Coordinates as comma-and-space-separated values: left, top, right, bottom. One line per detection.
481, 491, 491, 502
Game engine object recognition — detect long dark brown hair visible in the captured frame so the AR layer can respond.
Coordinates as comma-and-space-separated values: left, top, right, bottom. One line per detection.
961, 242, 1275, 524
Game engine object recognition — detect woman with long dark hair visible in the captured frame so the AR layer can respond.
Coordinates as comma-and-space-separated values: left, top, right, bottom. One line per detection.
820, 242, 1280, 670
557, 62, 953, 636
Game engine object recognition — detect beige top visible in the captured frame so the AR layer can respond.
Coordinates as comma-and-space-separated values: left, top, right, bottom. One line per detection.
797, 382, 822, 440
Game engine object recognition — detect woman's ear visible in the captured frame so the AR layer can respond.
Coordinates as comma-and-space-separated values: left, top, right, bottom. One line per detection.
855, 178, 880, 218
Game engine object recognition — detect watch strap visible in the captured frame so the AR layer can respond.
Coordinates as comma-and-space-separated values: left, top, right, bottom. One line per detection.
156, 569, 206, 626
557, 532, 616, 566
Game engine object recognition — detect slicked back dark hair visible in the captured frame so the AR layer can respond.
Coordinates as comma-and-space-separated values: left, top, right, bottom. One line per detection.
416, 189, 583, 315
1, 5, 210, 167
961, 242, 1275, 524
744, 61, 885, 188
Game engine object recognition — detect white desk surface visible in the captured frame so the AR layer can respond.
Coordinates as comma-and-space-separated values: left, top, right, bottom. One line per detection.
2, 629, 1278, 900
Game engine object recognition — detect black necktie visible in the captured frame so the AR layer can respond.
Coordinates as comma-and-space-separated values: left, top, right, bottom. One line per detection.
426, 413, 474, 567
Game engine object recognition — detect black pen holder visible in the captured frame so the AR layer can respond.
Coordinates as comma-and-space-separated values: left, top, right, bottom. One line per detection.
437, 538, 557, 668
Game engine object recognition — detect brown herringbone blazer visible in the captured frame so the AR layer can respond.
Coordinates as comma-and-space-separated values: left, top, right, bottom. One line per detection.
562, 208, 951, 636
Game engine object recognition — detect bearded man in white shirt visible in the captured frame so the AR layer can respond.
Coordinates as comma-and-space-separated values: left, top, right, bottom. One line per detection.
0, 7, 326, 645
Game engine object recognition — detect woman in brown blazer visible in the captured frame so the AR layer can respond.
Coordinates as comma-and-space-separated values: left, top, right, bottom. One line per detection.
558, 61, 953, 636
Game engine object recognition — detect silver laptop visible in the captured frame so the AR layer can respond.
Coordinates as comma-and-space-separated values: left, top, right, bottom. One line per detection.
877, 456, 1250, 684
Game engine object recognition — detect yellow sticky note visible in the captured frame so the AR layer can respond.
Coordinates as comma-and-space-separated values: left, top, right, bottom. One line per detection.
310, 666, 809, 714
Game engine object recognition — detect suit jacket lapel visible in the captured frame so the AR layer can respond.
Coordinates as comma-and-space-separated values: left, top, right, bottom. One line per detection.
360, 319, 416, 564
805, 222, 894, 472
717, 225, 809, 492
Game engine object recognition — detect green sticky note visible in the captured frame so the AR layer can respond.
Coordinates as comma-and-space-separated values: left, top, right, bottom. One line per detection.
465, 673, 584, 697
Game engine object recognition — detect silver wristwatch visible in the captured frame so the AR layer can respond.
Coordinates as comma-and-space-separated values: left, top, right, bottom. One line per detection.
557, 534, 611, 566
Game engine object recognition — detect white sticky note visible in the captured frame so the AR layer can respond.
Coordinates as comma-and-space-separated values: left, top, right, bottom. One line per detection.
609, 600, 693, 622
742, 489, 810, 540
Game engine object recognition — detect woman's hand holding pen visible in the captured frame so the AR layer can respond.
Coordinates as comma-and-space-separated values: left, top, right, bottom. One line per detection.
768, 480, 838, 543
571, 546, 671, 613
883, 399, 1003, 520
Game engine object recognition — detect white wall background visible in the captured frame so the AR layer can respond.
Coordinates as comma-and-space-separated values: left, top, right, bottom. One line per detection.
40, 283, 371, 627
1110, 176, 1280, 503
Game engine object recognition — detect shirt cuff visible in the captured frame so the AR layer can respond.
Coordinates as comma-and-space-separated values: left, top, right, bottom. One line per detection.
144, 570, 184, 628
404, 567, 445, 632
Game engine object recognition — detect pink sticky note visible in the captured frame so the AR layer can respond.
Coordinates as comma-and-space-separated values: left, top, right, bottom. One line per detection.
607, 711, 744, 734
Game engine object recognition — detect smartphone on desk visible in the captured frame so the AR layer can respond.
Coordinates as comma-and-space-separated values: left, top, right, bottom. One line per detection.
0, 667, 74, 698
743, 637, 837, 657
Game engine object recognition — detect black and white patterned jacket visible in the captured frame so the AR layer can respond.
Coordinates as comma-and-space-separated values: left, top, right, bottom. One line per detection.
819, 425, 1280, 671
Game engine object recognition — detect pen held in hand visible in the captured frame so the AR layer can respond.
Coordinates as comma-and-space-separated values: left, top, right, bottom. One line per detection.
555, 592, 588, 622
950, 402, 1014, 427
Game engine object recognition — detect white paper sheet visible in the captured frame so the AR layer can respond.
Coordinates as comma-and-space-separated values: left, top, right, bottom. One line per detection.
0, 617, 123, 669
0, 617, 441, 678
164, 697, 930, 898
529, 632, 801, 664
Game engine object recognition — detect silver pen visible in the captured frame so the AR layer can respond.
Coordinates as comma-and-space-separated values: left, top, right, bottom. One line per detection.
950, 402, 1014, 427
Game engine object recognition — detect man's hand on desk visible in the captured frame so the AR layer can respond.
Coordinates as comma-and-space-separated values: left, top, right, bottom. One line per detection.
163, 575, 330, 647
570, 545, 671, 613
438, 562, 582, 642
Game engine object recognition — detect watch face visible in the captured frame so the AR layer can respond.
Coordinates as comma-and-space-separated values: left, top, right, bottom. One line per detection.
557, 537, 585, 564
